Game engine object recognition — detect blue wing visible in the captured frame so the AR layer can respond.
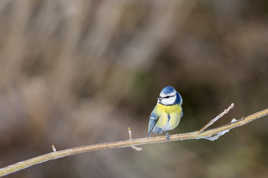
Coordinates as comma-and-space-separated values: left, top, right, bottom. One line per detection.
147, 107, 159, 136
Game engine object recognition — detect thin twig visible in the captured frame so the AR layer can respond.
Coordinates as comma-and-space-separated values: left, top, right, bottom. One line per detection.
51, 145, 57, 152
199, 103, 234, 133
128, 128, 142, 151
0, 107, 268, 177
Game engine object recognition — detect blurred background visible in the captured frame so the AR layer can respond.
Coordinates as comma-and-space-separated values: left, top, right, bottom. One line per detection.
0, 0, 268, 178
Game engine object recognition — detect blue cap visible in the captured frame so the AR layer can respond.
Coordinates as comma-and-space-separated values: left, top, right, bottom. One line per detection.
160, 86, 176, 97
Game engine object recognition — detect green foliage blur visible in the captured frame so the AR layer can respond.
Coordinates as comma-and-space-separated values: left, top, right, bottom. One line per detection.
0, 0, 268, 178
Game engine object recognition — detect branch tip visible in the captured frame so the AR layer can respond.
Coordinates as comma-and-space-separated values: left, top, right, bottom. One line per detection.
128, 127, 142, 151
199, 103, 235, 133
51, 145, 57, 152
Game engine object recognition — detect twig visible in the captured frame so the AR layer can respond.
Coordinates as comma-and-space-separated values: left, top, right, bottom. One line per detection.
0, 107, 268, 177
128, 128, 143, 151
199, 103, 234, 133
51, 145, 57, 152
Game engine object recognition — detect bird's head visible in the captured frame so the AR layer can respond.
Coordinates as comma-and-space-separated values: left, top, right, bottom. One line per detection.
157, 86, 182, 106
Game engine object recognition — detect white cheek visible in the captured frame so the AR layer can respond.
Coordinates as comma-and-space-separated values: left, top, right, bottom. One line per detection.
162, 96, 176, 105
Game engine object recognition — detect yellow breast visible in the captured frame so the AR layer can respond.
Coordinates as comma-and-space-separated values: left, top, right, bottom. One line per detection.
155, 103, 182, 131
156, 103, 182, 114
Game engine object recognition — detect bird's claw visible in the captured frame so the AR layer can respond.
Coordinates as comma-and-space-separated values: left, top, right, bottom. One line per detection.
165, 133, 170, 140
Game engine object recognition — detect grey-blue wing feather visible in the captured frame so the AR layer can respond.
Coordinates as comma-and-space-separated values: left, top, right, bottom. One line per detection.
147, 108, 159, 136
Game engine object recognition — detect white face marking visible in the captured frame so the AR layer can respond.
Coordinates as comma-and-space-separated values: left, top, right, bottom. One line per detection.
158, 95, 177, 105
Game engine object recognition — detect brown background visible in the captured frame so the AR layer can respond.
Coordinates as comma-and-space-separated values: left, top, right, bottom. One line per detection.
0, 0, 268, 178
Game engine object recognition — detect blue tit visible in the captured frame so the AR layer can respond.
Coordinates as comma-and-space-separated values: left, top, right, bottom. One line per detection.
147, 86, 183, 140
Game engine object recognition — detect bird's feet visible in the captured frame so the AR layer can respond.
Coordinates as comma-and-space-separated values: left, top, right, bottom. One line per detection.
165, 132, 170, 140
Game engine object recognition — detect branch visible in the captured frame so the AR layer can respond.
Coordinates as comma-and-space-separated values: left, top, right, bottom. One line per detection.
0, 107, 268, 177
199, 103, 234, 132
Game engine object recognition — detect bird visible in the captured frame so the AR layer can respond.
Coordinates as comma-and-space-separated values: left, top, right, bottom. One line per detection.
147, 86, 183, 140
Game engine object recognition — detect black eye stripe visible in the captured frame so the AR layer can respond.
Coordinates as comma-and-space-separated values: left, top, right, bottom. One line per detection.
159, 94, 176, 99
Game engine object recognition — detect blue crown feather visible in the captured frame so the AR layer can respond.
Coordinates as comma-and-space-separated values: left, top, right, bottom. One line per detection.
161, 86, 176, 95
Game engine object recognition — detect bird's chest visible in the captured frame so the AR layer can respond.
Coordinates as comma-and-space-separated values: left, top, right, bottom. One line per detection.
158, 112, 178, 124
155, 104, 181, 130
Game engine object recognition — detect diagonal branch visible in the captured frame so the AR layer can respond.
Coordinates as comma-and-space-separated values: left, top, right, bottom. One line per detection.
0, 107, 268, 177
199, 103, 234, 133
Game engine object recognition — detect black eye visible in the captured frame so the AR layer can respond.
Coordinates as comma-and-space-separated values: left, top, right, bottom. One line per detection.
164, 96, 171, 98
160, 94, 176, 99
